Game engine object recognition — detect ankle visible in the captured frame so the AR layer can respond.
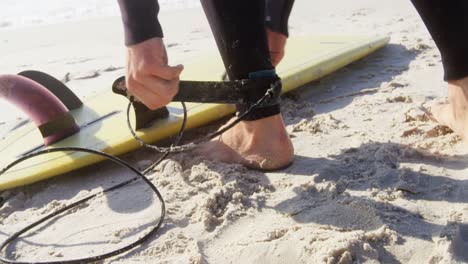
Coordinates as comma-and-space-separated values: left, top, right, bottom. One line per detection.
448, 78, 468, 105
449, 76, 468, 93
235, 113, 293, 148
241, 114, 286, 130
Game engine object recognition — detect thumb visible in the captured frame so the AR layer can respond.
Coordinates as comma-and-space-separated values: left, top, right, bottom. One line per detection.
157, 64, 184, 80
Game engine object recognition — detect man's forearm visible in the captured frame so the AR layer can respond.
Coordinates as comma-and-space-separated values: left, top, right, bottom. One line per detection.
117, 0, 163, 46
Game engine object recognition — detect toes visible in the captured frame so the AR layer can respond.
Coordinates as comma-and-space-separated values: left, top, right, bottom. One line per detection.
193, 140, 241, 164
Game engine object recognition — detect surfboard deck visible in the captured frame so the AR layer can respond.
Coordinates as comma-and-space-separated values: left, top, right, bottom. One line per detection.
0, 35, 390, 190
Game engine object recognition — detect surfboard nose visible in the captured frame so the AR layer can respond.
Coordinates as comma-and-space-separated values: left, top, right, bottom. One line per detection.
0, 74, 79, 146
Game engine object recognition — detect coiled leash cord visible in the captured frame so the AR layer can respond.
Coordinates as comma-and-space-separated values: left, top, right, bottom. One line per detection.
0, 102, 188, 264
0, 149, 166, 264
0, 83, 278, 264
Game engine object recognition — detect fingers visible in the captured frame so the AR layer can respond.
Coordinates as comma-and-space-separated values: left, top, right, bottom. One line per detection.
149, 64, 184, 81
126, 78, 160, 108
125, 37, 185, 110
127, 71, 181, 110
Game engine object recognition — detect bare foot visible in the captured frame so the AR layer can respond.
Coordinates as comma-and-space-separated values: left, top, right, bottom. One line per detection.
430, 76, 468, 139
194, 114, 294, 170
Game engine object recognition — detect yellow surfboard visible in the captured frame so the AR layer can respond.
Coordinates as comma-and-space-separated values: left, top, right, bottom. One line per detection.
0, 35, 389, 190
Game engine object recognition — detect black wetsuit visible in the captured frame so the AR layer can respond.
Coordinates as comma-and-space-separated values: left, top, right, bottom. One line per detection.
412, 1, 468, 81
117, 0, 294, 45
117, 0, 164, 46
117, 0, 295, 120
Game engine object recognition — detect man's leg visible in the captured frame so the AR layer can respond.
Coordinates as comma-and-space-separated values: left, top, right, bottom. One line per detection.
412, 0, 468, 139
197, 0, 294, 170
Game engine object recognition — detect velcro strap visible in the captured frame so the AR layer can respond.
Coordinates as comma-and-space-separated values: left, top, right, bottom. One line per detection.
242, 69, 282, 108
236, 72, 282, 121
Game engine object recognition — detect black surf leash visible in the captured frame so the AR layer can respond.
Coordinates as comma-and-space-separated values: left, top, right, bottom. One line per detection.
0, 79, 279, 263
0, 101, 188, 264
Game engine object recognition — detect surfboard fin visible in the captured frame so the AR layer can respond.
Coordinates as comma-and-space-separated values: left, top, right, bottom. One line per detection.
18, 70, 83, 110
112, 76, 169, 130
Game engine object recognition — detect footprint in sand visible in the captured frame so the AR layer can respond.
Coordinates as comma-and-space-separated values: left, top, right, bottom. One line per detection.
102, 66, 123, 72
62, 67, 124, 83
386, 95, 413, 103
167, 43, 179, 48
73, 71, 100, 80
388, 80, 408, 89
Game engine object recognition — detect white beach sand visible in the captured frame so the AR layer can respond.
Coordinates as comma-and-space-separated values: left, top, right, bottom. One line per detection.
1, 0, 468, 263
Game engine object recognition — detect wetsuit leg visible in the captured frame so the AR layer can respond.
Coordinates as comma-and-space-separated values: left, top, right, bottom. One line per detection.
265, 0, 295, 37
201, 0, 280, 120
411, 0, 468, 81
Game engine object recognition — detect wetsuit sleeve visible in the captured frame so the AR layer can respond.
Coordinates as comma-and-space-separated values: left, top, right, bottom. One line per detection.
265, 0, 295, 37
117, 0, 164, 46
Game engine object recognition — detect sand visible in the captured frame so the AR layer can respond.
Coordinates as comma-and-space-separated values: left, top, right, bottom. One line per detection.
1, 0, 468, 263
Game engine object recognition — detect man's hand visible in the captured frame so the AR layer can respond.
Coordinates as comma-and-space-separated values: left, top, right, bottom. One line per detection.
266, 29, 287, 67
126, 37, 184, 110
